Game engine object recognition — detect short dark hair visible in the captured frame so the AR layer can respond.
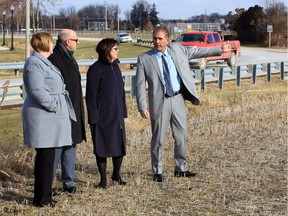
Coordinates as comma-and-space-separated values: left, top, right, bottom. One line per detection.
153, 26, 170, 38
30, 32, 53, 52
96, 38, 119, 61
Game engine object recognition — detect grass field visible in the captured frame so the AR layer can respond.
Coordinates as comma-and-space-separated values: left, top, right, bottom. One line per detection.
0, 33, 287, 215
0, 34, 151, 62
0, 37, 150, 79
0, 75, 287, 215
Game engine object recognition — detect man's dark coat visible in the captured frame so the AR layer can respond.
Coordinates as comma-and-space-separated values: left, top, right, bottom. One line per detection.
48, 42, 86, 144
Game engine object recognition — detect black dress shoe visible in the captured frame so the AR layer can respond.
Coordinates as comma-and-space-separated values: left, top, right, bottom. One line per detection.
111, 175, 127, 185
63, 186, 76, 194
174, 171, 197, 178
96, 182, 107, 189
153, 174, 164, 182
33, 202, 40, 207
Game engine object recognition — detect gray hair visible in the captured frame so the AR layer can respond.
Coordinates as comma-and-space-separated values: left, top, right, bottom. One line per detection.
57, 29, 74, 41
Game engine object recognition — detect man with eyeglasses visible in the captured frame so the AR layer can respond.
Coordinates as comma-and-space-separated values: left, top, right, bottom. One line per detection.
48, 29, 86, 194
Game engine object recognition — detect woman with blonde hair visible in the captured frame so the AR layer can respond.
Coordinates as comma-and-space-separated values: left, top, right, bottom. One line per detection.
22, 32, 76, 207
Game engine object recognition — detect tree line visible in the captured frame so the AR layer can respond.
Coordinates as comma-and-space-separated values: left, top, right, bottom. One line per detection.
0, 0, 286, 46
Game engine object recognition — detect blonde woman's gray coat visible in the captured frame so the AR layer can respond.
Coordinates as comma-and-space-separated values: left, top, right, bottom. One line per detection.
22, 51, 76, 148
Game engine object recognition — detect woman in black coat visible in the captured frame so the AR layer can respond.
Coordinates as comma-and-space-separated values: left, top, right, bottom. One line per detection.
86, 38, 127, 189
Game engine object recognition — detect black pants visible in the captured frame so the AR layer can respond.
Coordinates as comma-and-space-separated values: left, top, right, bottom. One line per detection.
33, 148, 55, 206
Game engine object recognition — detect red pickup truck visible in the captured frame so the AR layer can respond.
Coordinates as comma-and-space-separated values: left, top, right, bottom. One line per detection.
174, 31, 241, 69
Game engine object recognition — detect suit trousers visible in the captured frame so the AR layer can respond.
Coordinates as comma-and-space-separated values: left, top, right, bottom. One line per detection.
33, 148, 55, 206
53, 145, 76, 189
150, 94, 188, 174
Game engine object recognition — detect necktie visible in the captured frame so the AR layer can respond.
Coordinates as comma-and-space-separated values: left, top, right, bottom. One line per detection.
161, 55, 174, 96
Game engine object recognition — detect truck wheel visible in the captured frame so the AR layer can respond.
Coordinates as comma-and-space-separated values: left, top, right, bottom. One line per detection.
198, 58, 207, 69
227, 52, 236, 67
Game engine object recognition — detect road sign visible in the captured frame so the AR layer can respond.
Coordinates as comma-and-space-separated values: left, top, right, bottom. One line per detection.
267, 25, 273, 33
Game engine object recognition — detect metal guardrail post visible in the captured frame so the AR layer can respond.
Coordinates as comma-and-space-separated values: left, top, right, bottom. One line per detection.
252, 64, 257, 84
267, 63, 271, 82
236, 66, 241, 86
218, 67, 224, 90
280, 62, 284, 80
201, 69, 206, 91
131, 75, 136, 98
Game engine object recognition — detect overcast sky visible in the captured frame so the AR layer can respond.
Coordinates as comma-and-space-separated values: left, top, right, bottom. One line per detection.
58, 0, 282, 19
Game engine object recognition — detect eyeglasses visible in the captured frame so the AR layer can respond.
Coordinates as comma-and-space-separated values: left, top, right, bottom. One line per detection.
69, 38, 79, 43
111, 47, 119, 51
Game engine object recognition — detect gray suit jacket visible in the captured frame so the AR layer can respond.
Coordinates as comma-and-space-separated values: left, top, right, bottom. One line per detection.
135, 42, 221, 120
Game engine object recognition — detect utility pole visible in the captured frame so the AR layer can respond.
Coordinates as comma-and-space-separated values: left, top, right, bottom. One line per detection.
10, 5, 15, 51
2, 11, 6, 46
53, 4, 55, 34
104, 1, 107, 31
117, 1, 119, 33
25, 0, 30, 59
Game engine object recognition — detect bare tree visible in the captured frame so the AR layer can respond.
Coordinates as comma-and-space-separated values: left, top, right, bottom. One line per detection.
263, 0, 287, 46
59, 7, 80, 30
36, 0, 40, 31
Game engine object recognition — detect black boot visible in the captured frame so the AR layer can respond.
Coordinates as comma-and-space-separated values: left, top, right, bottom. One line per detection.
96, 156, 107, 189
111, 156, 126, 185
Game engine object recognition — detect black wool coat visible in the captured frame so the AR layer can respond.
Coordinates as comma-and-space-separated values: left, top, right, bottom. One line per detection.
48, 42, 86, 144
86, 57, 127, 157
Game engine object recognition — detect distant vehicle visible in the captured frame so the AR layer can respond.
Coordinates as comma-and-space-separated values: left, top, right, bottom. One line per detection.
116, 33, 132, 43
174, 31, 241, 69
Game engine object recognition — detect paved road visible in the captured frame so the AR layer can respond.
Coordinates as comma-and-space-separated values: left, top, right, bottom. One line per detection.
236, 47, 287, 65
206, 47, 287, 68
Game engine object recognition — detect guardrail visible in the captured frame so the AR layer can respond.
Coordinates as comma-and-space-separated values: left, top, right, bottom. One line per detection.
0, 59, 287, 107
0, 58, 138, 75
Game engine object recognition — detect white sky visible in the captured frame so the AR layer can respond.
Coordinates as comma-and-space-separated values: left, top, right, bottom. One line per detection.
58, 0, 283, 19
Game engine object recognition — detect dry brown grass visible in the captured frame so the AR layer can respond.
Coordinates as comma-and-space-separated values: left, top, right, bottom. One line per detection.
0, 75, 287, 215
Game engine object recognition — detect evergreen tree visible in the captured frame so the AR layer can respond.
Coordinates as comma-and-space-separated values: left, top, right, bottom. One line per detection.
149, 3, 159, 27
130, 0, 150, 30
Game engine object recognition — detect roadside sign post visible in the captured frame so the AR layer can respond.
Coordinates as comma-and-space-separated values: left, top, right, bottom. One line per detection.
267, 25, 273, 48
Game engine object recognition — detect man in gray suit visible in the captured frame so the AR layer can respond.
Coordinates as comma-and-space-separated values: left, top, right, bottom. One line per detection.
135, 26, 230, 182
